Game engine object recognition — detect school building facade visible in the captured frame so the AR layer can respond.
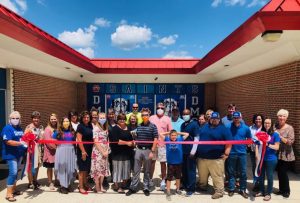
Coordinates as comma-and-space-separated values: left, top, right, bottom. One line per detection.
0, 0, 300, 172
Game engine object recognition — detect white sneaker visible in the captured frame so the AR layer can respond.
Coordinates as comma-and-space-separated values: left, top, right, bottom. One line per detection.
160, 182, 166, 191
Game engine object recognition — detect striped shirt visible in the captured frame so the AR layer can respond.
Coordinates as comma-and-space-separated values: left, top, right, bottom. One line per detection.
136, 122, 158, 148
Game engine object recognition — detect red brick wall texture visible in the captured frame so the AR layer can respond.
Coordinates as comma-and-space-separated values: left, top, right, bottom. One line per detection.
13, 70, 78, 127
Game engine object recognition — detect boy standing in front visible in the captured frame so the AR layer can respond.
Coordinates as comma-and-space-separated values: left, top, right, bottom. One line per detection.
160, 130, 189, 201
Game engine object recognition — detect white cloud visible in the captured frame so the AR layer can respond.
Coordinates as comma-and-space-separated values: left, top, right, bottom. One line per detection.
212, 0, 266, 7
212, 0, 222, 7
119, 19, 128, 25
58, 25, 97, 58
225, 0, 246, 6
163, 51, 193, 59
58, 25, 97, 47
94, 17, 111, 27
36, 0, 46, 6
77, 47, 94, 58
111, 24, 152, 50
247, 0, 267, 7
158, 34, 178, 46
0, 0, 27, 14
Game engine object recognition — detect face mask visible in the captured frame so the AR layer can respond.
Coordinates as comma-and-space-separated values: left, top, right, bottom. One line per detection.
10, 118, 20, 126
182, 115, 190, 122
63, 121, 70, 129
142, 117, 149, 123
99, 118, 106, 125
157, 109, 164, 116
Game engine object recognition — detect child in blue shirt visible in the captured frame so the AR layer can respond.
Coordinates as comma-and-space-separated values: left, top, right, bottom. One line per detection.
160, 130, 189, 201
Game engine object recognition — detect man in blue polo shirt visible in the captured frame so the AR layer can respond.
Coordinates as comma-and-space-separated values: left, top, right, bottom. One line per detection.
197, 112, 232, 199
227, 111, 252, 199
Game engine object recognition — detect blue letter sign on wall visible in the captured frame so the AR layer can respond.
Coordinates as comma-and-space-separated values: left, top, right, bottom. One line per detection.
87, 83, 204, 117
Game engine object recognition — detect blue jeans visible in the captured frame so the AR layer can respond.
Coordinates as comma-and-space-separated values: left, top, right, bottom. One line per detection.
259, 159, 277, 195
228, 153, 247, 191
7, 158, 22, 187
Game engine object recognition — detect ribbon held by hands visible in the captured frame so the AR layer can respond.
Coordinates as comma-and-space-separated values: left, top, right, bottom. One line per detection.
21, 132, 38, 179
255, 131, 271, 178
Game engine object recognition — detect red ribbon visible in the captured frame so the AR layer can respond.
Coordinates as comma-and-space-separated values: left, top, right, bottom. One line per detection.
38, 139, 253, 145
255, 131, 270, 177
21, 132, 36, 173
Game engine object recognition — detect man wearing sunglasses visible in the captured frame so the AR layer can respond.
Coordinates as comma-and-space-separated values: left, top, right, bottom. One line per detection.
126, 108, 158, 197
126, 103, 143, 125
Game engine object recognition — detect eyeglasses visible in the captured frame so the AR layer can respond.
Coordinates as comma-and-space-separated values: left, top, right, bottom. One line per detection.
141, 114, 149, 117
11, 118, 20, 120
132, 107, 138, 109
157, 107, 164, 110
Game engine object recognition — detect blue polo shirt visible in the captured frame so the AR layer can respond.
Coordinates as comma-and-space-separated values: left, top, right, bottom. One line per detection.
265, 132, 280, 161
230, 123, 252, 154
165, 136, 184, 164
181, 119, 199, 155
1, 124, 25, 160
197, 123, 232, 159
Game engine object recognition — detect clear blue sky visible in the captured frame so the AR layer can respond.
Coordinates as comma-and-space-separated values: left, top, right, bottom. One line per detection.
1, 0, 268, 58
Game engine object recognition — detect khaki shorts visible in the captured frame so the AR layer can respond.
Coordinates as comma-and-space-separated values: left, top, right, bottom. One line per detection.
157, 146, 166, 162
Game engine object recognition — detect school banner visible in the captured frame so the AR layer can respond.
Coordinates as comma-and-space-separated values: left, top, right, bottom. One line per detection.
87, 83, 204, 117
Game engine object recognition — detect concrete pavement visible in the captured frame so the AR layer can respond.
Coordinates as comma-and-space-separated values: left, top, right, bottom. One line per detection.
1, 157, 300, 203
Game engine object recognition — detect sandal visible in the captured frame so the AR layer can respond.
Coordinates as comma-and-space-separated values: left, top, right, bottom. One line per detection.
5, 196, 16, 202
117, 188, 125, 194
255, 192, 264, 197
263, 195, 271, 201
13, 191, 23, 196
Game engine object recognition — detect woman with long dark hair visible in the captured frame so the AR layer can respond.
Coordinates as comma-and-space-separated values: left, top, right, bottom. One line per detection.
255, 117, 280, 201
55, 117, 77, 194
76, 111, 93, 195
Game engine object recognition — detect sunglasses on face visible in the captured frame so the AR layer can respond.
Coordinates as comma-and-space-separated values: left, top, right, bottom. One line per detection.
11, 118, 20, 120
141, 114, 149, 117
132, 107, 138, 109
157, 107, 164, 110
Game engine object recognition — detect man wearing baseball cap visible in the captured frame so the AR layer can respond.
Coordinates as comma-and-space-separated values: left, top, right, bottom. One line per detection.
227, 112, 252, 199
197, 112, 232, 199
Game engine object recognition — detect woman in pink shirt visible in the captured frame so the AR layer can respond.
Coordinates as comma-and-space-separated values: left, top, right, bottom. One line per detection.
43, 113, 58, 190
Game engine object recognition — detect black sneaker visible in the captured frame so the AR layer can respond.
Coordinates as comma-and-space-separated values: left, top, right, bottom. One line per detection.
282, 192, 290, 198
125, 189, 135, 196
27, 183, 34, 189
60, 187, 69, 194
274, 191, 283, 195
239, 191, 249, 199
143, 189, 150, 196
228, 191, 234, 197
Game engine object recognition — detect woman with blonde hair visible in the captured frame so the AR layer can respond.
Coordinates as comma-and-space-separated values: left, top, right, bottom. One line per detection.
43, 113, 58, 190
1, 111, 27, 202
275, 109, 295, 198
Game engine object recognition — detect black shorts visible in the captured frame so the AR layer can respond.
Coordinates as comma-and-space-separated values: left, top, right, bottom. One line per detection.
43, 162, 54, 168
167, 164, 182, 181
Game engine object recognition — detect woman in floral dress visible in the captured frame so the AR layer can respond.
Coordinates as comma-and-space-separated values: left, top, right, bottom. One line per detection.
90, 112, 110, 193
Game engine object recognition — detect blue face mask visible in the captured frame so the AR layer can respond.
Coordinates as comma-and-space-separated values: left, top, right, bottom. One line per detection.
182, 115, 190, 122
99, 118, 106, 125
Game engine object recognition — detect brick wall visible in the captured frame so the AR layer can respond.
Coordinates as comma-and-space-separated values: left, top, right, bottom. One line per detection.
77, 82, 87, 113
13, 70, 79, 127
216, 61, 300, 172
204, 83, 216, 111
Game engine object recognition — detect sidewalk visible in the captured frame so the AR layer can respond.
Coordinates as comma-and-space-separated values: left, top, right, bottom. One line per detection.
1, 159, 300, 203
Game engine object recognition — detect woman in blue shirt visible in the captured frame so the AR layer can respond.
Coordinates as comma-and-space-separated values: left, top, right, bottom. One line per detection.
1, 111, 27, 202
255, 117, 280, 201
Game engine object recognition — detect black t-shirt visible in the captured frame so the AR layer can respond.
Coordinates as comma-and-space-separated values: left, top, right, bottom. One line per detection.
76, 123, 93, 155
109, 125, 133, 161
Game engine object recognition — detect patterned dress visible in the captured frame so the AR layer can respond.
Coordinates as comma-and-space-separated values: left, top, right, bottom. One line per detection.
90, 125, 110, 178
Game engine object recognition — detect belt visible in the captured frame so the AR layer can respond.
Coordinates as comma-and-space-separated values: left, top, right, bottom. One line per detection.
136, 146, 151, 150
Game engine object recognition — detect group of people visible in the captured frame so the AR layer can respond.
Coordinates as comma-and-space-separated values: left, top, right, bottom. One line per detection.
0, 102, 295, 202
